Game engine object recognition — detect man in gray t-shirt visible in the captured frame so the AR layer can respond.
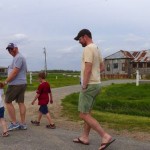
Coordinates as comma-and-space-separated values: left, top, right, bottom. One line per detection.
4, 43, 27, 131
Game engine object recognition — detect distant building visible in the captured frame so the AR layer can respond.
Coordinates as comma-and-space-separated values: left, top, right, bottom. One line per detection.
104, 50, 150, 78
0, 66, 7, 77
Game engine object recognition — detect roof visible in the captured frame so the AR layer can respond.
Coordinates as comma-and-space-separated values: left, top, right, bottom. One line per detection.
105, 50, 134, 60
0, 66, 7, 69
131, 50, 150, 62
105, 50, 150, 62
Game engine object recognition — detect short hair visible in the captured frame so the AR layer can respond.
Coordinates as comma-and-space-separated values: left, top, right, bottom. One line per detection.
38, 72, 46, 79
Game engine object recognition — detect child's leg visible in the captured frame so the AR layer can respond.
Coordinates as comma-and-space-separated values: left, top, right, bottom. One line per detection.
0, 118, 8, 133
31, 111, 41, 126
37, 111, 42, 123
46, 112, 54, 125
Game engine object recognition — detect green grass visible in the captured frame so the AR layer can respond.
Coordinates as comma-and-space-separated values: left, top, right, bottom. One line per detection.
0, 72, 80, 91
61, 83, 150, 132
93, 111, 150, 132
94, 83, 150, 117
26, 73, 80, 91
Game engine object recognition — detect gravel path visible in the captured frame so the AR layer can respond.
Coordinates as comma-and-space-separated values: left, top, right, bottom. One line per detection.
1, 79, 150, 150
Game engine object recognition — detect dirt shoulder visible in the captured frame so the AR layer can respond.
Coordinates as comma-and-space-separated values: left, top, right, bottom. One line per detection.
24, 83, 150, 143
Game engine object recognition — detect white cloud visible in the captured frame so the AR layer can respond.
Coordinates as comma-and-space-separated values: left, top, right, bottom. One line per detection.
4, 33, 30, 46
141, 41, 150, 49
57, 45, 78, 54
0, 4, 2, 10
95, 40, 106, 45
124, 34, 145, 42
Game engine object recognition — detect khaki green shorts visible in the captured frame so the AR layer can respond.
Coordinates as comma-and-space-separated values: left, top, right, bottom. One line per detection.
78, 84, 101, 113
5, 84, 27, 103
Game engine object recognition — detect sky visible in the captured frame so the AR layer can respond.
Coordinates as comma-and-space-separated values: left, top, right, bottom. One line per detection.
0, 0, 150, 71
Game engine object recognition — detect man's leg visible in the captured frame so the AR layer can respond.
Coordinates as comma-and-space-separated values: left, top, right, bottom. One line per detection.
5, 102, 20, 131
5, 102, 17, 123
18, 103, 26, 124
79, 121, 91, 143
80, 112, 112, 148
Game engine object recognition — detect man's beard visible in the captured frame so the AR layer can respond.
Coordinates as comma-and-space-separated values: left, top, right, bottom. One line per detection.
81, 43, 87, 47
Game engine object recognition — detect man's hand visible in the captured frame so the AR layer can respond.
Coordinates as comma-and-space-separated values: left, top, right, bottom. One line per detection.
82, 85, 87, 90
3, 81, 8, 86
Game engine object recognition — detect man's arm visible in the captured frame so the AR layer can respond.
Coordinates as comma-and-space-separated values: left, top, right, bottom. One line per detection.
100, 62, 105, 73
4, 67, 20, 84
82, 62, 92, 89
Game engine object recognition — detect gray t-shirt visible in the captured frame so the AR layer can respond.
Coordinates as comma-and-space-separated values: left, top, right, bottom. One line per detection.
8, 53, 27, 85
0, 89, 4, 108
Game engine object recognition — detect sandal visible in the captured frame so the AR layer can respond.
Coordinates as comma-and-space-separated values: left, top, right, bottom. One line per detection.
99, 139, 116, 150
2, 131, 9, 137
46, 124, 56, 129
31, 120, 40, 126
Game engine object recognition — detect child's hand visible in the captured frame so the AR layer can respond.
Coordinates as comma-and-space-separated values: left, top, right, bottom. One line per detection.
50, 100, 53, 104
31, 101, 35, 105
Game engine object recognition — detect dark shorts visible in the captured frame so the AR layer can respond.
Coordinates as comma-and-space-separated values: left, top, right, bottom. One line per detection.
5, 84, 27, 103
0, 107, 5, 118
39, 105, 49, 114
78, 84, 101, 113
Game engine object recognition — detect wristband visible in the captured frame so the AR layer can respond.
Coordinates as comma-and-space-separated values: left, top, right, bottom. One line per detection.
4, 81, 8, 85
82, 85, 87, 89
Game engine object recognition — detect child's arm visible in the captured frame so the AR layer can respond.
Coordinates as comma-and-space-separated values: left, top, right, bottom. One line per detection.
49, 92, 53, 104
31, 94, 40, 105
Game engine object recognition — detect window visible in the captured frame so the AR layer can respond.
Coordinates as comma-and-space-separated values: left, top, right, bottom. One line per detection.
107, 64, 110, 71
147, 62, 150, 68
138, 63, 143, 68
122, 63, 125, 71
132, 63, 137, 68
113, 63, 118, 69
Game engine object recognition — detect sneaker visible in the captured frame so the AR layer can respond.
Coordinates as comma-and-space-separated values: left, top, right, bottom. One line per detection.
8, 122, 20, 131
19, 124, 27, 130
31, 120, 40, 126
46, 124, 56, 129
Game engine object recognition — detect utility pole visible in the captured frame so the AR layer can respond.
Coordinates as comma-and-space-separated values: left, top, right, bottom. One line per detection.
43, 47, 47, 76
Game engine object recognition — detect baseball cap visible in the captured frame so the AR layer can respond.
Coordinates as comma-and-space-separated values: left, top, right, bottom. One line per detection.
6, 43, 17, 49
74, 29, 92, 41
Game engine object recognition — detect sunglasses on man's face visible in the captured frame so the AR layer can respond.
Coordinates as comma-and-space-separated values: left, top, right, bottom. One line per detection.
7, 48, 13, 53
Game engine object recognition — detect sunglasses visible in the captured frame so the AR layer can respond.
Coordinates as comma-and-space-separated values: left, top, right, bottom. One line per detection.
7, 48, 13, 52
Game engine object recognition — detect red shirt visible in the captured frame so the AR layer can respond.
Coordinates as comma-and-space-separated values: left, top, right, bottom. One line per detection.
36, 81, 51, 105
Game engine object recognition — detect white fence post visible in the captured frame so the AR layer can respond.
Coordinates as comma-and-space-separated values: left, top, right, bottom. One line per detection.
136, 70, 139, 86
30, 72, 32, 84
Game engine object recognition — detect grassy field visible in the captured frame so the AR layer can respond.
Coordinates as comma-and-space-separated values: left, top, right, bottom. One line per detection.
61, 83, 150, 132
0, 72, 80, 91
27, 73, 80, 90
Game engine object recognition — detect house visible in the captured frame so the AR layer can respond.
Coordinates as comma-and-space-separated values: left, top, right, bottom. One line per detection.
104, 50, 150, 78
0, 66, 7, 77
130, 50, 150, 76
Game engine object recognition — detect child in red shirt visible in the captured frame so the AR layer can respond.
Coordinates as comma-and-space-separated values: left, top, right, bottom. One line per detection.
31, 72, 55, 129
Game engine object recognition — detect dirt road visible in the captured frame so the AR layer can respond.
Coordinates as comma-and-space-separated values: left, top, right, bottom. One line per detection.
1, 80, 150, 150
